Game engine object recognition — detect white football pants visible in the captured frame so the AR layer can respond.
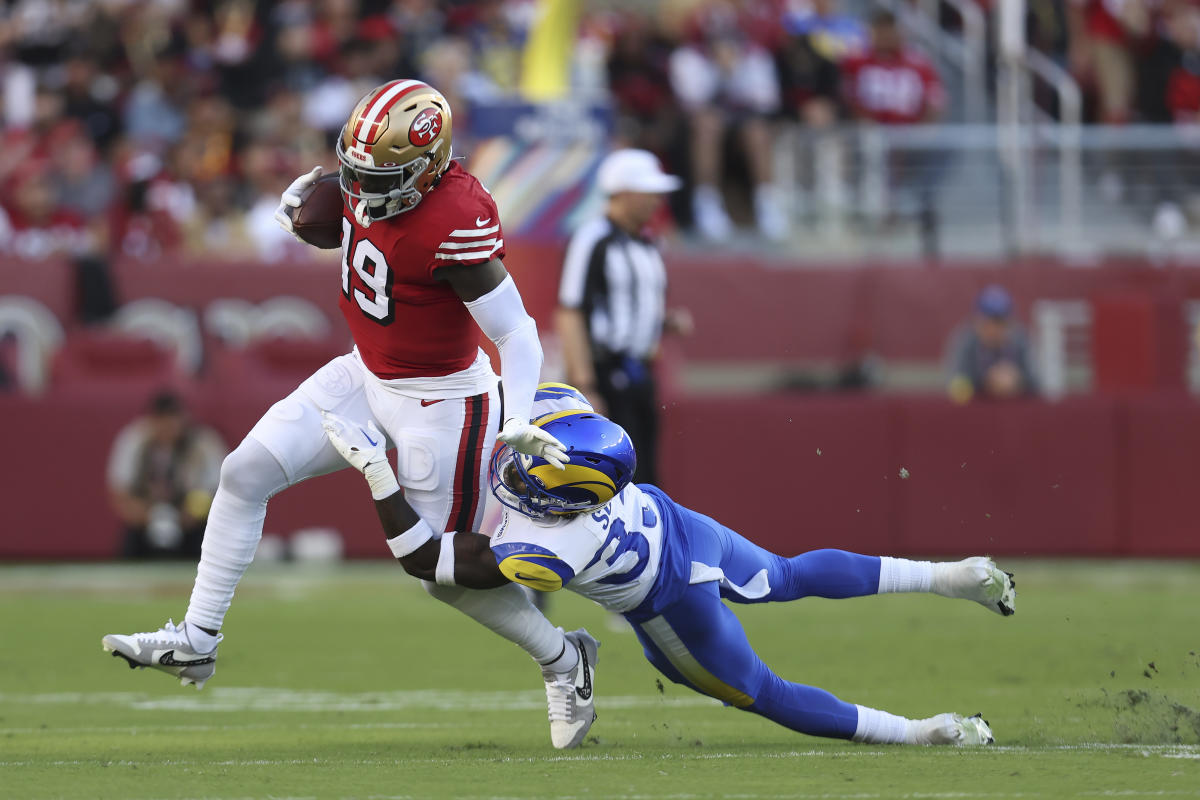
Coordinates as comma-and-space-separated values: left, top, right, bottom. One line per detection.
184, 353, 566, 664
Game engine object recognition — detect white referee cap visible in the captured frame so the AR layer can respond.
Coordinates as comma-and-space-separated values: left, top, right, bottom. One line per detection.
596, 149, 683, 195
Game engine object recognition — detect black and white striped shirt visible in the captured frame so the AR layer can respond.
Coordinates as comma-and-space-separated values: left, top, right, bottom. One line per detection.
559, 217, 666, 360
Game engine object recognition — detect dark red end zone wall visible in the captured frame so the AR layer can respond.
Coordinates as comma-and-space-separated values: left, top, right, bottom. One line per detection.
658, 394, 1200, 558
3, 392, 1198, 559
2, 249, 1199, 558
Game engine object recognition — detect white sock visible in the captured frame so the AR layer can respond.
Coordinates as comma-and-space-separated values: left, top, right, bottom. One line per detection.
694, 184, 723, 207
184, 621, 219, 653
184, 439, 286, 631
852, 705, 917, 744
753, 183, 780, 211
877, 556, 934, 594
929, 558, 984, 600
538, 634, 580, 674
422, 581, 569, 665
184, 490, 266, 630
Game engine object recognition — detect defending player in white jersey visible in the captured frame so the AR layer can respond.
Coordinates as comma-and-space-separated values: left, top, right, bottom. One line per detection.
319, 383, 1017, 746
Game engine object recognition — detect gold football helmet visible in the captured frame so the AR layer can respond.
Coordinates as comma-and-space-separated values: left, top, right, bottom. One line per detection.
336, 79, 454, 226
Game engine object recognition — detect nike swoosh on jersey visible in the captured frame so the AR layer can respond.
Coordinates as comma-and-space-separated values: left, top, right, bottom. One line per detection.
476, 216, 491, 226
420, 399, 445, 407
158, 650, 216, 667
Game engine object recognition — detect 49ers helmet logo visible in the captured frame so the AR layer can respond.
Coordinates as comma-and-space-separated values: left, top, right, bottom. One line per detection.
408, 108, 443, 147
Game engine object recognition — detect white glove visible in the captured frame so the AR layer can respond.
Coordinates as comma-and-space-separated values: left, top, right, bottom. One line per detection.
320, 410, 399, 499
497, 418, 568, 470
273, 166, 323, 239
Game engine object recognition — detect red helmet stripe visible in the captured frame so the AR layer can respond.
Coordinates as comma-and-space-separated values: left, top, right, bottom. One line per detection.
352, 80, 430, 147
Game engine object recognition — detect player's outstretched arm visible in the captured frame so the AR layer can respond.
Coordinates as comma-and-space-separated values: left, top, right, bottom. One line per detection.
319, 410, 508, 590
439, 259, 567, 469
387, 515, 508, 589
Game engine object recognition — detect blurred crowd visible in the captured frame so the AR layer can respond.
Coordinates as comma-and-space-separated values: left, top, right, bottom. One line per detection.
1, 0, 1198, 265
1063, 0, 1200, 125
0, 0, 949, 261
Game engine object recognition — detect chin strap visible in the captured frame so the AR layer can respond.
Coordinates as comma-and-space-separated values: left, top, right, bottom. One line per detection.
353, 199, 373, 228
353, 190, 412, 227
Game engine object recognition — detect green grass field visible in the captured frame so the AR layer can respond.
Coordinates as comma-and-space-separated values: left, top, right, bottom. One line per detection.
1, 560, 1198, 799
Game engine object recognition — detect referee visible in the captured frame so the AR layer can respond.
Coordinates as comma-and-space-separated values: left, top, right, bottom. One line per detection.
556, 149, 691, 485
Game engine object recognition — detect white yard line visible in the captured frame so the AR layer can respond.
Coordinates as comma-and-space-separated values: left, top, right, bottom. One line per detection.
14, 796, 1200, 800
5, 746, 1199, 769
0, 686, 720, 713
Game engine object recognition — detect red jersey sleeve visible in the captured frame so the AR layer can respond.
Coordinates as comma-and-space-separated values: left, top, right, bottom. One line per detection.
425, 171, 506, 278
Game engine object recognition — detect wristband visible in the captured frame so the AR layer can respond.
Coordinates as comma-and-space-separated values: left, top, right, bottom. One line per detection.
385, 518, 434, 559
363, 460, 401, 500
435, 532, 457, 586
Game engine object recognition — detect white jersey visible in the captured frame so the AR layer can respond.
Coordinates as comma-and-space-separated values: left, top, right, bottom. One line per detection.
489, 483, 666, 614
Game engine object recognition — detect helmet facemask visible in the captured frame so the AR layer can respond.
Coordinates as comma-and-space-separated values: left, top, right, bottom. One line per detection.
489, 409, 637, 522
489, 445, 608, 519
336, 131, 449, 227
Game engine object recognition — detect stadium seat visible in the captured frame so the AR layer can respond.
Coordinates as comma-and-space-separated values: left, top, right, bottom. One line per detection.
199, 336, 346, 443
205, 296, 333, 347
113, 298, 204, 375
0, 296, 65, 395
254, 297, 332, 342
204, 298, 258, 347
50, 330, 185, 399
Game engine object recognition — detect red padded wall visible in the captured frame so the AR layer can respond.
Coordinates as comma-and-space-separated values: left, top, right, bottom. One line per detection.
659, 395, 897, 555
1121, 395, 1200, 555
5, 252, 1200, 559
892, 399, 1121, 555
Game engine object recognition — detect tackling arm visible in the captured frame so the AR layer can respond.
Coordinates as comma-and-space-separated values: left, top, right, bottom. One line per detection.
372, 491, 509, 589
318, 410, 509, 590
439, 259, 566, 468
441, 259, 540, 424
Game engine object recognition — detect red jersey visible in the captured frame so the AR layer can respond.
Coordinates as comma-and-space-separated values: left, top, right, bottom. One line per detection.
0, 208, 90, 260
1072, 0, 1152, 45
339, 161, 505, 380
843, 48, 945, 124
1167, 63, 1200, 119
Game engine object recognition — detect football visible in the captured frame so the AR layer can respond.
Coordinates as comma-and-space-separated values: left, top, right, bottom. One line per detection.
290, 173, 344, 249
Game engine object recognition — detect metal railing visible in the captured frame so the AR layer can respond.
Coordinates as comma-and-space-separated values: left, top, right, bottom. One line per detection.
771, 123, 1200, 260
918, 0, 989, 123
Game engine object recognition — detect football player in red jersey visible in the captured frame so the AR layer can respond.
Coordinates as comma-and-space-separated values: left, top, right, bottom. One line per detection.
103, 80, 600, 750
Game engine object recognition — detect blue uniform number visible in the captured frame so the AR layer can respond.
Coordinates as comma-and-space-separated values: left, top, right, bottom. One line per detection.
588, 504, 657, 585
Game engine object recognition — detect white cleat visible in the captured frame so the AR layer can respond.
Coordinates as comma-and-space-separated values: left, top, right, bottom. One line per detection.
543, 628, 598, 749
915, 712, 995, 746
933, 556, 1016, 616
101, 620, 221, 690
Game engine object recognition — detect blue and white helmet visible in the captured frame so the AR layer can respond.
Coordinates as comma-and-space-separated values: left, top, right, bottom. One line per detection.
490, 384, 634, 518
530, 382, 594, 421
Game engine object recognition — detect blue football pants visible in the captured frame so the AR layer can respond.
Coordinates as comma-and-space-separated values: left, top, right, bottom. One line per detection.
627, 502, 881, 739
